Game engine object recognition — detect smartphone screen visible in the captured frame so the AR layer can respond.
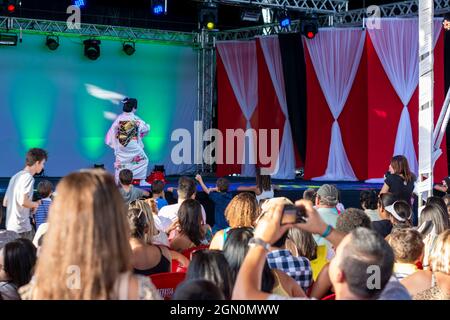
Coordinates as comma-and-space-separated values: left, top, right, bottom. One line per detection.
281, 205, 306, 225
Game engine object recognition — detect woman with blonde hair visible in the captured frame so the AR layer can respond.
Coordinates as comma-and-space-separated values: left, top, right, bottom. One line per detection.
209, 192, 259, 250
129, 199, 168, 247
401, 230, 450, 300
20, 170, 161, 300
128, 200, 189, 273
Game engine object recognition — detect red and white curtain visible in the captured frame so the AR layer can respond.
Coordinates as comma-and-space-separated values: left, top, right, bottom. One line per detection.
305, 29, 365, 181
216, 18, 448, 181
216, 41, 258, 177
366, 18, 443, 180
258, 36, 296, 179
216, 38, 296, 179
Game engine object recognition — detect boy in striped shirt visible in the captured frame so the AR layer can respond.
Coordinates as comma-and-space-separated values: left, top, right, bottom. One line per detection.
34, 180, 53, 230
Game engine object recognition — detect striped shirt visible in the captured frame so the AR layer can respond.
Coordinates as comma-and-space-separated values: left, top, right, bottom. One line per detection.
35, 198, 51, 230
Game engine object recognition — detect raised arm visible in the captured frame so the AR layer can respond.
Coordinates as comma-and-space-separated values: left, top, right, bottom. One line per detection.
232, 204, 291, 300
195, 174, 210, 194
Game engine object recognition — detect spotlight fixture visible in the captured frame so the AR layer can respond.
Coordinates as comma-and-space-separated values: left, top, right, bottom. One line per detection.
151, 0, 167, 16
0, 0, 18, 15
46, 35, 59, 51
73, 0, 86, 8
241, 9, 261, 22
0, 32, 18, 46
123, 42, 136, 56
302, 19, 319, 39
444, 13, 450, 31
199, 1, 218, 31
277, 10, 291, 29
83, 39, 101, 60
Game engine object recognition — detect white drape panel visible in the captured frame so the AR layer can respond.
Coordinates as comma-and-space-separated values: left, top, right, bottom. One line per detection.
217, 41, 258, 177
367, 18, 443, 176
258, 36, 296, 179
306, 29, 365, 181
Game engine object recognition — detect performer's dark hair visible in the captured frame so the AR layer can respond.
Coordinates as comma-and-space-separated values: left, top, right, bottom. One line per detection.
119, 169, 133, 186
123, 98, 138, 112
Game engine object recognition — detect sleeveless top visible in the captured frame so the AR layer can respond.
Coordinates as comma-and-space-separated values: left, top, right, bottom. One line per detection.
222, 227, 232, 243
256, 188, 274, 203
271, 271, 290, 297
413, 273, 450, 300
133, 246, 171, 276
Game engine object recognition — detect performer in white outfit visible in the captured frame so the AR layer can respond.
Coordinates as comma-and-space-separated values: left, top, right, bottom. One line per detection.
105, 98, 150, 182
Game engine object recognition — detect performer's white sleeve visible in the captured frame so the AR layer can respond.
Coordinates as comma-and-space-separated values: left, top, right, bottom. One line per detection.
137, 116, 150, 138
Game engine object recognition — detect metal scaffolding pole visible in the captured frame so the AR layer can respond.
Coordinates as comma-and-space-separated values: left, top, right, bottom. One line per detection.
195, 29, 216, 174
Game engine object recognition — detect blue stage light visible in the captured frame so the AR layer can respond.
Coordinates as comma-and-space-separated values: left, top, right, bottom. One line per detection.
277, 10, 291, 28
153, 5, 164, 15
74, 0, 86, 8
151, 0, 166, 16
280, 17, 290, 28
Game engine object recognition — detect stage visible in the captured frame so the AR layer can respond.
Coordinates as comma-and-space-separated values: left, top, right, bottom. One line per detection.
0, 176, 383, 228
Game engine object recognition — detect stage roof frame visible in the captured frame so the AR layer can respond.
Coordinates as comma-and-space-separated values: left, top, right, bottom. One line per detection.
332, 0, 450, 27
204, 0, 349, 14
0, 16, 196, 46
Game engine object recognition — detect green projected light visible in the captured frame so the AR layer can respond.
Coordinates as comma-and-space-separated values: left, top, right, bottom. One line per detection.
0, 33, 197, 176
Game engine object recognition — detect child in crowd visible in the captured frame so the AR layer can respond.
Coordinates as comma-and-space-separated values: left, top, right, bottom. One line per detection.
195, 174, 233, 233
118, 169, 149, 205
302, 188, 317, 204
151, 180, 168, 210
34, 180, 53, 231
388, 228, 424, 280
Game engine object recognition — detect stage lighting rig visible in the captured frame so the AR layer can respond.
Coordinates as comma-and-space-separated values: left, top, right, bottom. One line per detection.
84, 39, 101, 60
46, 35, 59, 51
241, 9, 261, 22
444, 13, 450, 31
199, 1, 218, 31
123, 42, 136, 56
277, 9, 291, 29
151, 0, 167, 16
73, 0, 86, 8
0, 0, 19, 15
302, 19, 319, 39
0, 32, 18, 46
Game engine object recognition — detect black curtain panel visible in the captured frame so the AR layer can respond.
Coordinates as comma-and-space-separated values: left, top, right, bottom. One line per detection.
445, 31, 450, 174
278, 33, 308, 165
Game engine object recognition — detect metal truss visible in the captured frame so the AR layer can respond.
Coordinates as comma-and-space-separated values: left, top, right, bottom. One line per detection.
214, 20, 302, 41
210, 0, 348, 14
333, 0, 450, 27
195, 30, 216, 174
0, 16, 195, 45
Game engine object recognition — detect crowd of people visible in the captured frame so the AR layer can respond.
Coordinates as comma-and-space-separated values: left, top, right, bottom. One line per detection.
0, 149, 449, 300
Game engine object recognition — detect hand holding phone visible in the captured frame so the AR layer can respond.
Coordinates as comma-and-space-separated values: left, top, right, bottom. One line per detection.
280, 204, 307, 225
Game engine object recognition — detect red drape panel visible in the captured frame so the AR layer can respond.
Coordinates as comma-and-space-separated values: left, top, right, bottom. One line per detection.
367, 32, 447, 180
216, 50, 247, 177
303, 40, 368, 180
254, 39, 286, 170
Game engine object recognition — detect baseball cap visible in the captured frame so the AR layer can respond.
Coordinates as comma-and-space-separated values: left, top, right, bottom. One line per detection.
316, 184, 339, 206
